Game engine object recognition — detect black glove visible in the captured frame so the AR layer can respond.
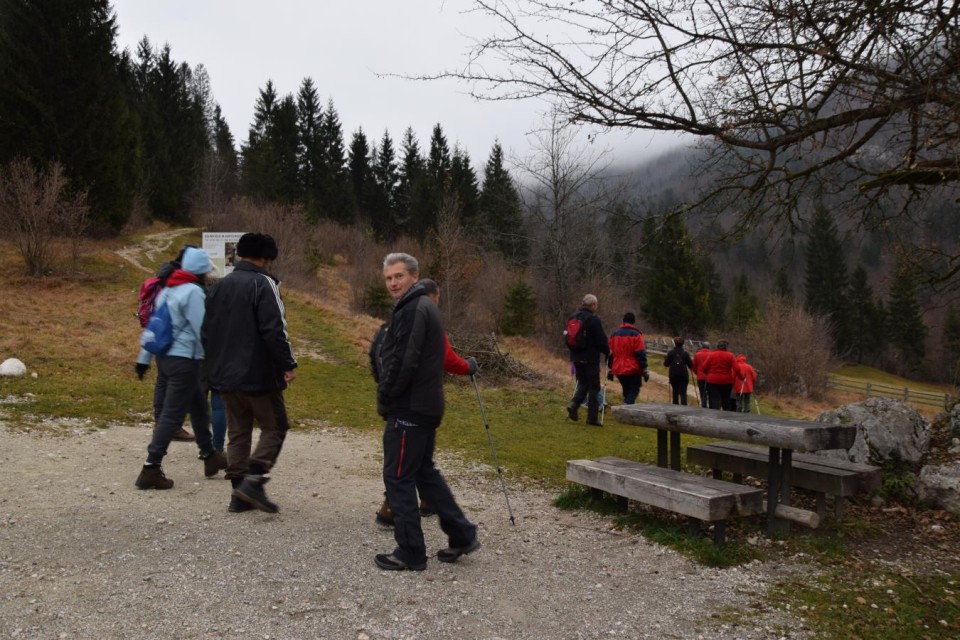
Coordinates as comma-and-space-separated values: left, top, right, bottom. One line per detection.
465, 356, 478, 376
606, 370, 614, 381
135, 363, 149, 380
643, 370, 650, 382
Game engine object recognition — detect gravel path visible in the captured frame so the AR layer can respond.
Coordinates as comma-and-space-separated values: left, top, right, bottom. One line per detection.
0, 422, 813, 639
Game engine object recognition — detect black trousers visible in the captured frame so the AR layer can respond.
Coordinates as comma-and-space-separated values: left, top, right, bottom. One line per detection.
147, 356, 212, 464
382, 417, 476, 566
669, 375, 689, 405
569, 362, 601, 422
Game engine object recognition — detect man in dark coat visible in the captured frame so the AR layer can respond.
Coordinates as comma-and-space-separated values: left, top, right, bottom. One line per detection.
566, 294, 610, 426
203, 233, 297, 514
373, 253, 479, 571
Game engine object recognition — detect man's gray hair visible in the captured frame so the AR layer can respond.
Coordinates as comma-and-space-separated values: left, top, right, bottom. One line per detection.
383, 252, 419, 275
582, 294, 598, 306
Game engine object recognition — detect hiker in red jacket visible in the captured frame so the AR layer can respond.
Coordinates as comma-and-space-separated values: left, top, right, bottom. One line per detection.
691, 342, 712, 407
734, 353, 757, 413
703, 340, 738, 411
606, 312, 648, 404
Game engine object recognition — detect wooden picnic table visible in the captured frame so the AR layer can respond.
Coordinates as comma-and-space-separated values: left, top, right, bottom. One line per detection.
611, 403, 857, 534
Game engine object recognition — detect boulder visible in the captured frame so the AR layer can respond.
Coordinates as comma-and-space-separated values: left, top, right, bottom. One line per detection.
815, 397, 930, 465
0, 358, 27, 377
916, 463, 960, 514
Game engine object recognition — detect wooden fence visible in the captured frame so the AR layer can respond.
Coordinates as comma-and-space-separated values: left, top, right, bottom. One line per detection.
825, 376, 954, 410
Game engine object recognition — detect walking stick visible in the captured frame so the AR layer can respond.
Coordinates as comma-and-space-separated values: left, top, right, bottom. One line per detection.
599, 367, 609, 425
470, 375, 516, 526
754, 395, 762, 415
692, 374, 701, 406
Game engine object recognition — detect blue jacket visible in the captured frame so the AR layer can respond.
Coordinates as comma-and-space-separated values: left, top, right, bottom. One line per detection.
137, 281, 207, 363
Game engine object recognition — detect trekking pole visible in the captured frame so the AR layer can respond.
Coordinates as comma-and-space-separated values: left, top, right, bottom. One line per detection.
470, 375, 516, 526
754, 395, 762, 415
599, 367, 609, 425
692, 374, 701, 406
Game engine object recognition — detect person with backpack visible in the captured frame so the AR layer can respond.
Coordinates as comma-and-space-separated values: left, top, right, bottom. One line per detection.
136, 248, 199, 442
702, 339, 739, 411
606, 312, 649, 405
370, 278, 477, 528
663, 336, 695, 405
692, 342, 712, 408
734, 353, 758, 413
203, 233, 298, 514
134, 247, 227, 490
565, 294, 610, 425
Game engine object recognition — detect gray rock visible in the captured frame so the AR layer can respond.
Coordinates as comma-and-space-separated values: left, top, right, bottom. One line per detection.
815, 397, 930, 465
0, 358, 27, 377
917, 462, 960, 514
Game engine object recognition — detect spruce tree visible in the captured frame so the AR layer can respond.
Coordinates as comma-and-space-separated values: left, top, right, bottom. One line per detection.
804, 206, 851, 354
296, 77, 323, 219
348, 128, 372, 223
727, 272, 759, 331
479, 141, 527, 265
370, 130, 398, 239
0, 0, 136, 229
240, 81, 279, 201
772, 266, 794, 301
317, 100, 354, 225
847, 264, 885, 365
449, 146, 479, 224
886, 257, 928, 373
394, 127, 423, 237
501, 280, 537, 336
638, 214, 712, 334
211, 105, 238, 199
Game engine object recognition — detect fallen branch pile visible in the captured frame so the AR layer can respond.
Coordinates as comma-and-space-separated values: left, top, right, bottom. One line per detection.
448, 332, 542, 383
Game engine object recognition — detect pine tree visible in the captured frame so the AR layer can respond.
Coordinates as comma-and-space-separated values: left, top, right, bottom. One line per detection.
369, 130, 398, 239
394, 127, 423, 237
773, 266, 794, 301
271, 94, 300, 203
886, 257, 928, 373
479, 141, 527, 265
240, 80, 279, 201
727, 272, 759, 330
449, 146, 479, 225
638, 214, 712, 334
296, 77, 323, 219
804, 206, 851, 354
211, 105, 238, 198
501, 280, 537, 336
943, 307, 960, 385
847, 265, 885, 365
348, 128, 372, 223
317, 100, 354, 225
0, 0, 137, 229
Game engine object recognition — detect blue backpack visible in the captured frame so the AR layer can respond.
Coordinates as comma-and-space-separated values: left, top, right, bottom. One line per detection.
140, 301, 174, 355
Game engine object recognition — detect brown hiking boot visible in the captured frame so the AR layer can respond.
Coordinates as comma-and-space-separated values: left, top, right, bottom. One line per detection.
376, 499, 394, 527
171, 427, 195, 442
135, 465, 174, 490
202, 450, 228, 477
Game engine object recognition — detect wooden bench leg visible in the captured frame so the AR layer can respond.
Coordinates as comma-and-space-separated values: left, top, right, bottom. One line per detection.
617, 495, 628, 510
732, 473, 743, 484
589, 488, 603, 501
687, 517, 701, 538
835, 496, 846, 521
712, 467, 723, 480
713, 521, 726, 545
657, 430, 668, 468
815, 493, 826, 520
670, 431, 681, 471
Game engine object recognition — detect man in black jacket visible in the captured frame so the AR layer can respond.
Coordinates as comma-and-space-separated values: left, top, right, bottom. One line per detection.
566, 294, 610, 426
373, 253, 479, 572
203, 233, 297, 514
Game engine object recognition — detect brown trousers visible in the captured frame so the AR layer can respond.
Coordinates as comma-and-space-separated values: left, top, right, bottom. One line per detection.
221, 391, 289, 479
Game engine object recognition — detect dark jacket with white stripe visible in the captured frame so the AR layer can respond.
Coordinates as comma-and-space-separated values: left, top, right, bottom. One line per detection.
375, 283, 446, 427
203, 261, 297, 393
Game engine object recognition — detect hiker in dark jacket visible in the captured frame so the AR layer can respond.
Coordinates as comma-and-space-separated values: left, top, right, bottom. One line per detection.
203, 233, 297, 514
566, 294, 610, 425
663, 336, 695, 405
606, 312, 648, 405
374, 253, 478, 572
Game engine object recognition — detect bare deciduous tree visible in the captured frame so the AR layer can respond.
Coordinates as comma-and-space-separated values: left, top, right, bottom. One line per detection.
443, 0, 960, 249
0, 158, 88, 276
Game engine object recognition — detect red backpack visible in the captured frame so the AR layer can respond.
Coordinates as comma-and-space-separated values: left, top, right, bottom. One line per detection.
563, 313, 588, 349
135, 261, 178, 327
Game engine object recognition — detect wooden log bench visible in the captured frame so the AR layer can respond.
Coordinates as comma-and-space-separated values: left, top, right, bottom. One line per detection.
686, 442, 881, 521
566, 456, 765, 544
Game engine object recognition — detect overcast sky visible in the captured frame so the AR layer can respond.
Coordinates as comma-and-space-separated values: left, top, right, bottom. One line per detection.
110, 0, 679, 169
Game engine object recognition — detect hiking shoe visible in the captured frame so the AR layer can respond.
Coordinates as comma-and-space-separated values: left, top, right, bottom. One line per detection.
233, 475, 279, 513
437, 539, 481, 563
374, 553, 426, 572
376, 500, 394, 527
228, 495, 252, 513
171, 427, 195, 442
566, 406, 579, 421
201, 450, 228, 477
585, 419, 602, 426
419, 500, 435, 517
135, 465, 174, 490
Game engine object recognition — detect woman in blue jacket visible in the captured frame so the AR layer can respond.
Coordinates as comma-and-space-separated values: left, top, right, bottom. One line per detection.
135, 247, 227, 489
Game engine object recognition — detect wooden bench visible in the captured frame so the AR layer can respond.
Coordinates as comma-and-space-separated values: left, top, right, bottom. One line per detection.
566, 456, 765, 544
687, 442, 881, 520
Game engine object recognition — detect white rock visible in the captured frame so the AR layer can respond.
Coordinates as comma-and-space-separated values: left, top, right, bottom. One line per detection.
0, 358, 27, 377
